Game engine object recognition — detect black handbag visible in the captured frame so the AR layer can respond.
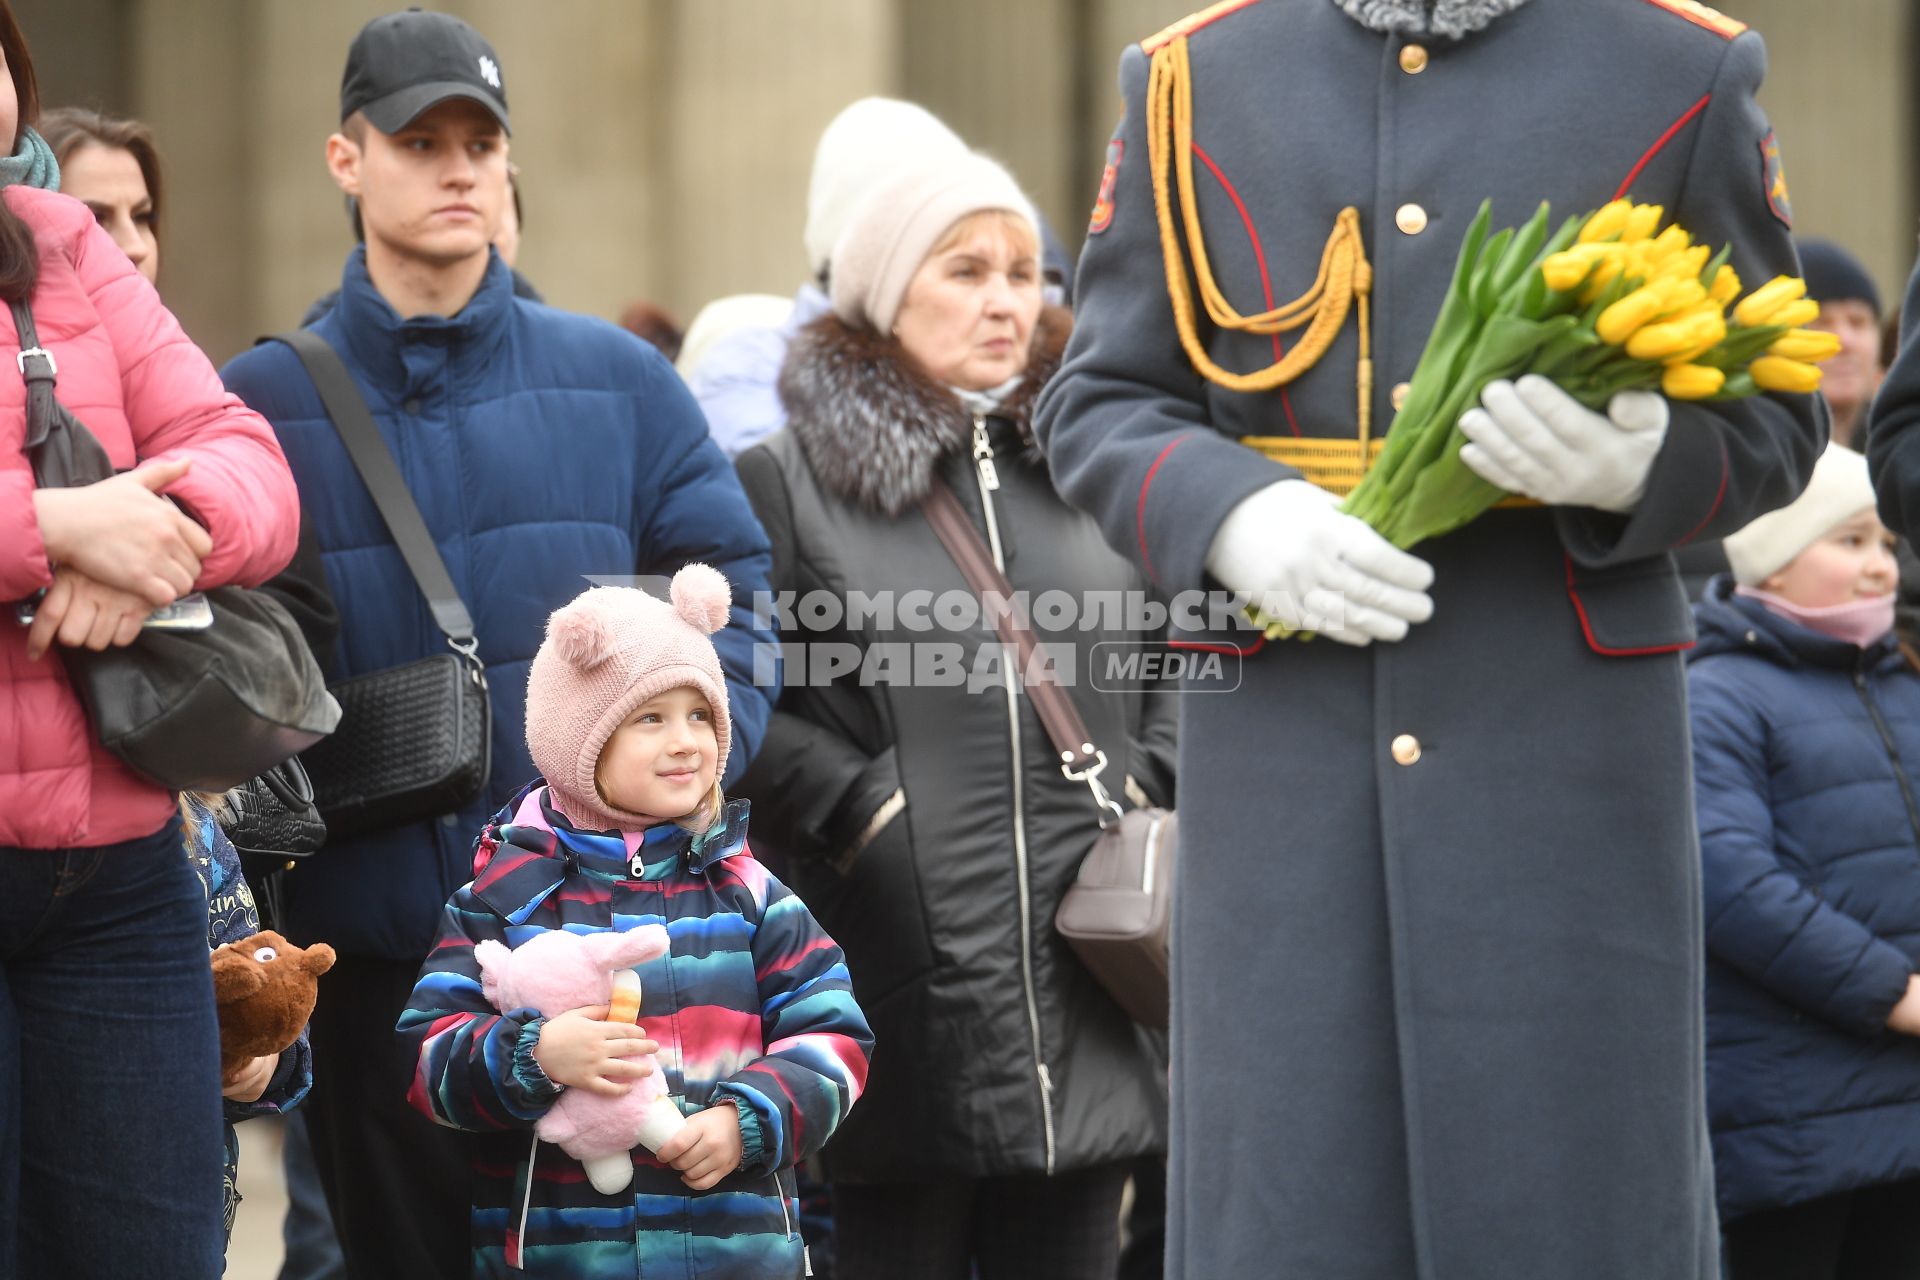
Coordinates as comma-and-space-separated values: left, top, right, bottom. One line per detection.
15, 301, 340, 791
267, 330, 491, 842
220, 755, 327, 934
920, 477, 1176, 1029
221, 756, 327, 859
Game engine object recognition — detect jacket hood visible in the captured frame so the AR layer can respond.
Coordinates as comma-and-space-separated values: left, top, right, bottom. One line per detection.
1691, 574, 1903, 672
776, 304, 1071, 516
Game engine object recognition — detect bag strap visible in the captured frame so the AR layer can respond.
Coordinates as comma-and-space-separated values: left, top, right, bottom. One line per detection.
266, 330, 477, 648
10, 299, 56, 451
920, 475, 1121, 823
13, 299, 114, 490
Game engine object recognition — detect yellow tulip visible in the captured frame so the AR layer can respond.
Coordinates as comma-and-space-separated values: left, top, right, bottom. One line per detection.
1768, 328, 1844, 362
1732, 275, 1808, 326
1709, 264, 1742, 304
1657, 245, 1711, 283
1662, 364, 1726, 400
1766, 298, 1821, 330
1645, 225, 1692, 263
1597, 285, 1668, 345
1621, 203, 1664, 242
1578, 200, 1634, 244
1627, 309, 1725, 361
1654, 277, 1708, 313
1579, 249, 1629, 302
1541, 247, 1603, 292
1749, 356, 1823, 393
1627, 323, 1697, 361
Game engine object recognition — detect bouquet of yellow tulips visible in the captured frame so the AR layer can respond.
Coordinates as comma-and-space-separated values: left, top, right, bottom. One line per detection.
1338, 198, 1837, 553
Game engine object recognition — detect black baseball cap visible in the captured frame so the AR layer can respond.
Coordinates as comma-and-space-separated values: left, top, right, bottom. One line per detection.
340, 8, 510, 135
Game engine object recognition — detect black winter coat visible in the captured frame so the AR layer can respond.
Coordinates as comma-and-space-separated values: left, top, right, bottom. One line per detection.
734, 309, 1173, 1182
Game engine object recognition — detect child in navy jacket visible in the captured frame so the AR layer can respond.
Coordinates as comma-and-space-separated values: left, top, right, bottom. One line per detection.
1690, 445, 1920, 1279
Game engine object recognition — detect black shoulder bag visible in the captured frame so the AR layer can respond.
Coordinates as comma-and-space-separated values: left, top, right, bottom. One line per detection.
15, 301, 340, 791
268, 330, 491, 842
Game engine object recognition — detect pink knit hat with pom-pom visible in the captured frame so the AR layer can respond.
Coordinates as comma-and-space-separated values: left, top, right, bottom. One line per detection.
525, 565, 735, 832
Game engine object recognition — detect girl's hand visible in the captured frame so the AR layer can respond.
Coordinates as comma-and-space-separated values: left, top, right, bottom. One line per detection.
1889, 975, 1920, 1036
531, 1005, 660, 1097
25, 568, 153, 661
222, 1053, 278, 1103
654, 1102, 745, 1190
31, 457, 212, 605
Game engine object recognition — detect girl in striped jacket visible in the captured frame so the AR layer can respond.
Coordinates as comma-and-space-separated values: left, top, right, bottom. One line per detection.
398, 567, 872, 1278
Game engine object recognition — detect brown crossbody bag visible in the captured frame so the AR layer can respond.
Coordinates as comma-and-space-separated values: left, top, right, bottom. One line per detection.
920, 476, 1175, 1029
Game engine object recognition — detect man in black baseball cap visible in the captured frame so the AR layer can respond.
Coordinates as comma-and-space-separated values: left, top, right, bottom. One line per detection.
340, 6, 510, 135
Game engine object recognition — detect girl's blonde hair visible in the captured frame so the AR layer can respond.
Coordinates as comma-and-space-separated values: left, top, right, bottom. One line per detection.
682, 778, 726, 837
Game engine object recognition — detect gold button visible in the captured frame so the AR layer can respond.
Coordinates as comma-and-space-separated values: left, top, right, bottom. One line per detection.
1391, 734, 1422, 766
1390, 381, 1412, 411
1396, 203, 1428, 236
1399, 44, 1428, 73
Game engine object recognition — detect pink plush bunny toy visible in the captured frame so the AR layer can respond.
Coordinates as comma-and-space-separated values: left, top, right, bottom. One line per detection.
474, 926, 686, 1193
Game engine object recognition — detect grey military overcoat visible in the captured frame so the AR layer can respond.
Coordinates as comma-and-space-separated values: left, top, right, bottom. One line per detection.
1034, 2, 1826, 1277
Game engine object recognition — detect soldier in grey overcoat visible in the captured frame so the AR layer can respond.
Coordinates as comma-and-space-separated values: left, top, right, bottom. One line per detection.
1033, 2, 1826, 1278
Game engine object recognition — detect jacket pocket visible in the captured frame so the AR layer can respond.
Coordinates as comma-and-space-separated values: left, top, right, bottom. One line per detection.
1563, 552, 1695, 656
800, 750, 933, 1006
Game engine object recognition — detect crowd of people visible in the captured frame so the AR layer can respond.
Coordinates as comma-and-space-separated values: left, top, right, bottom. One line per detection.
6, 2, 1920, 1279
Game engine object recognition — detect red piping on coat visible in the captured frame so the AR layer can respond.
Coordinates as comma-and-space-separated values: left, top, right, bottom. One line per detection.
1564, 553, 1695, 657
1169, 635, 1267, 657
1137, 434, 1191, 587
1675, 436, 1730, 547
1190, 141, 1302, 438
1614, 95, 1712, 200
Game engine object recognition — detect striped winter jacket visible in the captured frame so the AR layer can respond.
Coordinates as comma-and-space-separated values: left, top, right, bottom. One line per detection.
398, 784, 872, 1279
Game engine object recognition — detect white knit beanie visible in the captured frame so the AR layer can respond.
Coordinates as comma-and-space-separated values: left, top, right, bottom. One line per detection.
1723, 444, 1877, 586
805, 98, 968, 278
828, 152, 1038, 336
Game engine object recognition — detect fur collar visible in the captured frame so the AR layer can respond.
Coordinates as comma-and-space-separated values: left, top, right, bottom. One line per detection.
777, 307, 1070, 517
1332, 0, 1533, 39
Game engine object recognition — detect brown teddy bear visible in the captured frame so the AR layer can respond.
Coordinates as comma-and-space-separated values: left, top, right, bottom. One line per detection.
211, 929, 336, 1073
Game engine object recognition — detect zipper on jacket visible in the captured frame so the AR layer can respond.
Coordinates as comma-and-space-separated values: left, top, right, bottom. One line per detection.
1853, 664, 1920, 846
971, 412, 1057, 1173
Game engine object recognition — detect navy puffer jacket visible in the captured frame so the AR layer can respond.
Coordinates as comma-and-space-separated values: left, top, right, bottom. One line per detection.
220, 249, 776, 960
1689, 578, 1920, 1221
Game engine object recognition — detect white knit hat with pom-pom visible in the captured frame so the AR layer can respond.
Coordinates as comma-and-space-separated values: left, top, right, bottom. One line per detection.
524, 565, 735, 831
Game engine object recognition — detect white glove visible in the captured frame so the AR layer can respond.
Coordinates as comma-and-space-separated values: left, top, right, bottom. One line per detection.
1458, 375, 1669, 514
1205, 479, 1435, 645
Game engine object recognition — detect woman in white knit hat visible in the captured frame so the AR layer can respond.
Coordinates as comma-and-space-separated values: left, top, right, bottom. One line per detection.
733, 152, 1175, 1279
1690, 443, 1920, 1279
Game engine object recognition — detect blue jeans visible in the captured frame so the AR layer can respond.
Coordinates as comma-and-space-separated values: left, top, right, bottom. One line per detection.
0, 817, 226, 1278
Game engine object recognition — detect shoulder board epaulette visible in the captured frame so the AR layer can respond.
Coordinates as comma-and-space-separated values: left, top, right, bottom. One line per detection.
1636, 0, 1746, 39
1142, 0, 1262, 54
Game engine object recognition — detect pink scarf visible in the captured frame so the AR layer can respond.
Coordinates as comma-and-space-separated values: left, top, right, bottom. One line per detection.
1735, 585, 1896, 649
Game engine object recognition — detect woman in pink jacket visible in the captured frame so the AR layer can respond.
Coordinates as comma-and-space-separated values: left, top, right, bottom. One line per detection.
0, 5, 300, 1276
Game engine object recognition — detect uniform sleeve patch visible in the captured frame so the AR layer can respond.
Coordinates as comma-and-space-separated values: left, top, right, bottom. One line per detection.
1089, 136, 1124, 236
1637, 0, 1747, 39
1761, 131, 1792, 227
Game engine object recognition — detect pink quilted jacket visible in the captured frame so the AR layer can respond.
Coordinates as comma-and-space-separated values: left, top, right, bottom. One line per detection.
0, 186, 299, 849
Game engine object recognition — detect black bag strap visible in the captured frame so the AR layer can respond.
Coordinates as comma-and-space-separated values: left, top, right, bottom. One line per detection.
266, 330, 476, 647
920, 475, 1122, 824
11, 299, 56, 450
13, 299, 114, 489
